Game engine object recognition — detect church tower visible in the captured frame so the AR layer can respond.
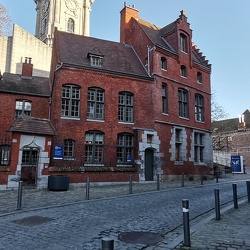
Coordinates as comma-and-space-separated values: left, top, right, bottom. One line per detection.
34, 0, 95, 46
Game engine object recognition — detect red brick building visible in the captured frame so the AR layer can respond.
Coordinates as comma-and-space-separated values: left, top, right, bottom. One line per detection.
0, 58, 55, 189
47, 6, 212, 185
0, 5, 212, 189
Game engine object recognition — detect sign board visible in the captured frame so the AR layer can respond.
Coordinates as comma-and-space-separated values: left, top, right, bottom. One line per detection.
53, 146, 64, 159
231, 155, 244, 173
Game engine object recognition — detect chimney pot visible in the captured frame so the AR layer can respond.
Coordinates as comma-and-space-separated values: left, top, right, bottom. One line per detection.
21, 57, 33, 79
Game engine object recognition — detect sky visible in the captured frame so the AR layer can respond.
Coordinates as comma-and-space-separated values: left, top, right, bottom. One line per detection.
1, 0, 250, 119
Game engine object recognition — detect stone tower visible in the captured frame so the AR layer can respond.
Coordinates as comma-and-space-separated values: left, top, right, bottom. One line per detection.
34, 0, 95, 45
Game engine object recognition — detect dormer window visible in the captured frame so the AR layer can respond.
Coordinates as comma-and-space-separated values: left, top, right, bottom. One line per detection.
180, 33, 188, 53
90, 56, 102, 67
87, 47, 104, 68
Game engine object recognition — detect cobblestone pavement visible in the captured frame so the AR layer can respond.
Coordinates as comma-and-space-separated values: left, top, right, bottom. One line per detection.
0, 173, 249, 250
173, 201, 250, 250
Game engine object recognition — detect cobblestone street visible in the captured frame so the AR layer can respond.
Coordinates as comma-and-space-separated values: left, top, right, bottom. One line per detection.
0, 173, 249, 249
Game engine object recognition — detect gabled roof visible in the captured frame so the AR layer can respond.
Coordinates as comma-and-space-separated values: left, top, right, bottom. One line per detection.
0, 73, 50, 97
212, 118, 239, 133
54, 30, 150, 78
9, 116, 56, 136
137, 16, 210, 69
138, 19, 176, 53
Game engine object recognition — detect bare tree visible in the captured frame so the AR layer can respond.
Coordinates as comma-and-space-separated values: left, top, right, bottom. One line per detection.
0, 3, 12, 36
211, 90, 229, 121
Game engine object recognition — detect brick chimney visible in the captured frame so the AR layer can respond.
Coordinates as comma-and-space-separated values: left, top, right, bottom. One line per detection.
120, 4, 139, 44
21, 57, 33, 79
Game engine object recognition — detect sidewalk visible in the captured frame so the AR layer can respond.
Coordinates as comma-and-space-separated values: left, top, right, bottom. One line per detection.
173, 201, 250, 250
0, 173, 249, 215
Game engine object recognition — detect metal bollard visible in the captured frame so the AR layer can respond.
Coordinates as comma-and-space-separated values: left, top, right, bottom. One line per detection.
200, 174, 203, 185
129, 175, 132, 194
157, 174, 160, 190
17, 181, 23, 210
232, 183, 238, 209
246, 181, 250, 203
182, 199, 191, 247
86, 177, 90, 200
214, 189, 220, 220
216, 172, 219, 183
181, 173, 184, 187
102, 237, 114, 250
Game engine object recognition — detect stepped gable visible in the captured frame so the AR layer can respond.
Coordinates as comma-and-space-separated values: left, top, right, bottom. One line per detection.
137, 11, 210, 69
55, 30, 149, 78
192, 43, 211, 68
9, 116, 56, 136
0, 72, 50, 97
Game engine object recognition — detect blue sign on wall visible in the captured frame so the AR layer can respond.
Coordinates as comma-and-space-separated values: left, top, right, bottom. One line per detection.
231, 155, 242, 173
53, 146, 64, 159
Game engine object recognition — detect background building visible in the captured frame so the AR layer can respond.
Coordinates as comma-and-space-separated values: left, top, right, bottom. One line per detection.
212, 109, 250, 173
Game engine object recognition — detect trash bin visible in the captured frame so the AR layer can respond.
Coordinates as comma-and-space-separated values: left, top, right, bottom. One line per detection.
48, 175, 70, 191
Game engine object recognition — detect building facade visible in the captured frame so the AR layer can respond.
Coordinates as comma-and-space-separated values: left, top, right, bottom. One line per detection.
0, 4, 213, 189
46, 6, 212, 185
0, 59, 55, 189
213, 109, 250, 173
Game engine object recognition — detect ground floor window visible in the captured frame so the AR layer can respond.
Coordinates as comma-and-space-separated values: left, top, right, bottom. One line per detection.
0, 144, 10, 165
84, 131, 104, 164
117, 133, 134, 165
194, 132, 204, 162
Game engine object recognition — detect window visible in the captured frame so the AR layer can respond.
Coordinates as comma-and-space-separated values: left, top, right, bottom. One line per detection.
161, 57, 167, 70
118, 92, 134, 123
195, 94, 204, 122
90, 56, 102, 67
147, 134, 153, 144
64, 139, 75, 159
84, 131, 104, 164
15, 100, 32, 119
194, 132, 204, 162
67, 18, 75, 33
178, 89, 188, 118
117, 133, 134, 165
180, 33, 188, 53
180, 65, 187, 78
175, 129, 182, 161
21, 148, 38, 165
0, 144, 10, 165
162, 84, 168, 114
197, 72, 202, 83
61, 85, 80, 118
87, 88, 104, 120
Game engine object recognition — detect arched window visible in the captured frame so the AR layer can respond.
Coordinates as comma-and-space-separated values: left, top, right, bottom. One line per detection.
87, 87, 104, 120
67, 18, 75, 33
61, 85, 80, 118
0, 144, 10, 165
84, 131, 104, 164
178, 88, 188, 118
195, 94, 204, 122
64, 139, 75, 159
117, 133, 134, 165
118, 92, 134, 123
180, 65, 187, 78
161, 57, 167, 70
162, 83, 168, 114
197, 72, 202, 83
180, 33, 188, 53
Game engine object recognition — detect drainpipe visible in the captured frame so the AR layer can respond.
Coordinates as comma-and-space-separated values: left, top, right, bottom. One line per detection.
147, 46, 156, 76
49, 62, 63, 120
